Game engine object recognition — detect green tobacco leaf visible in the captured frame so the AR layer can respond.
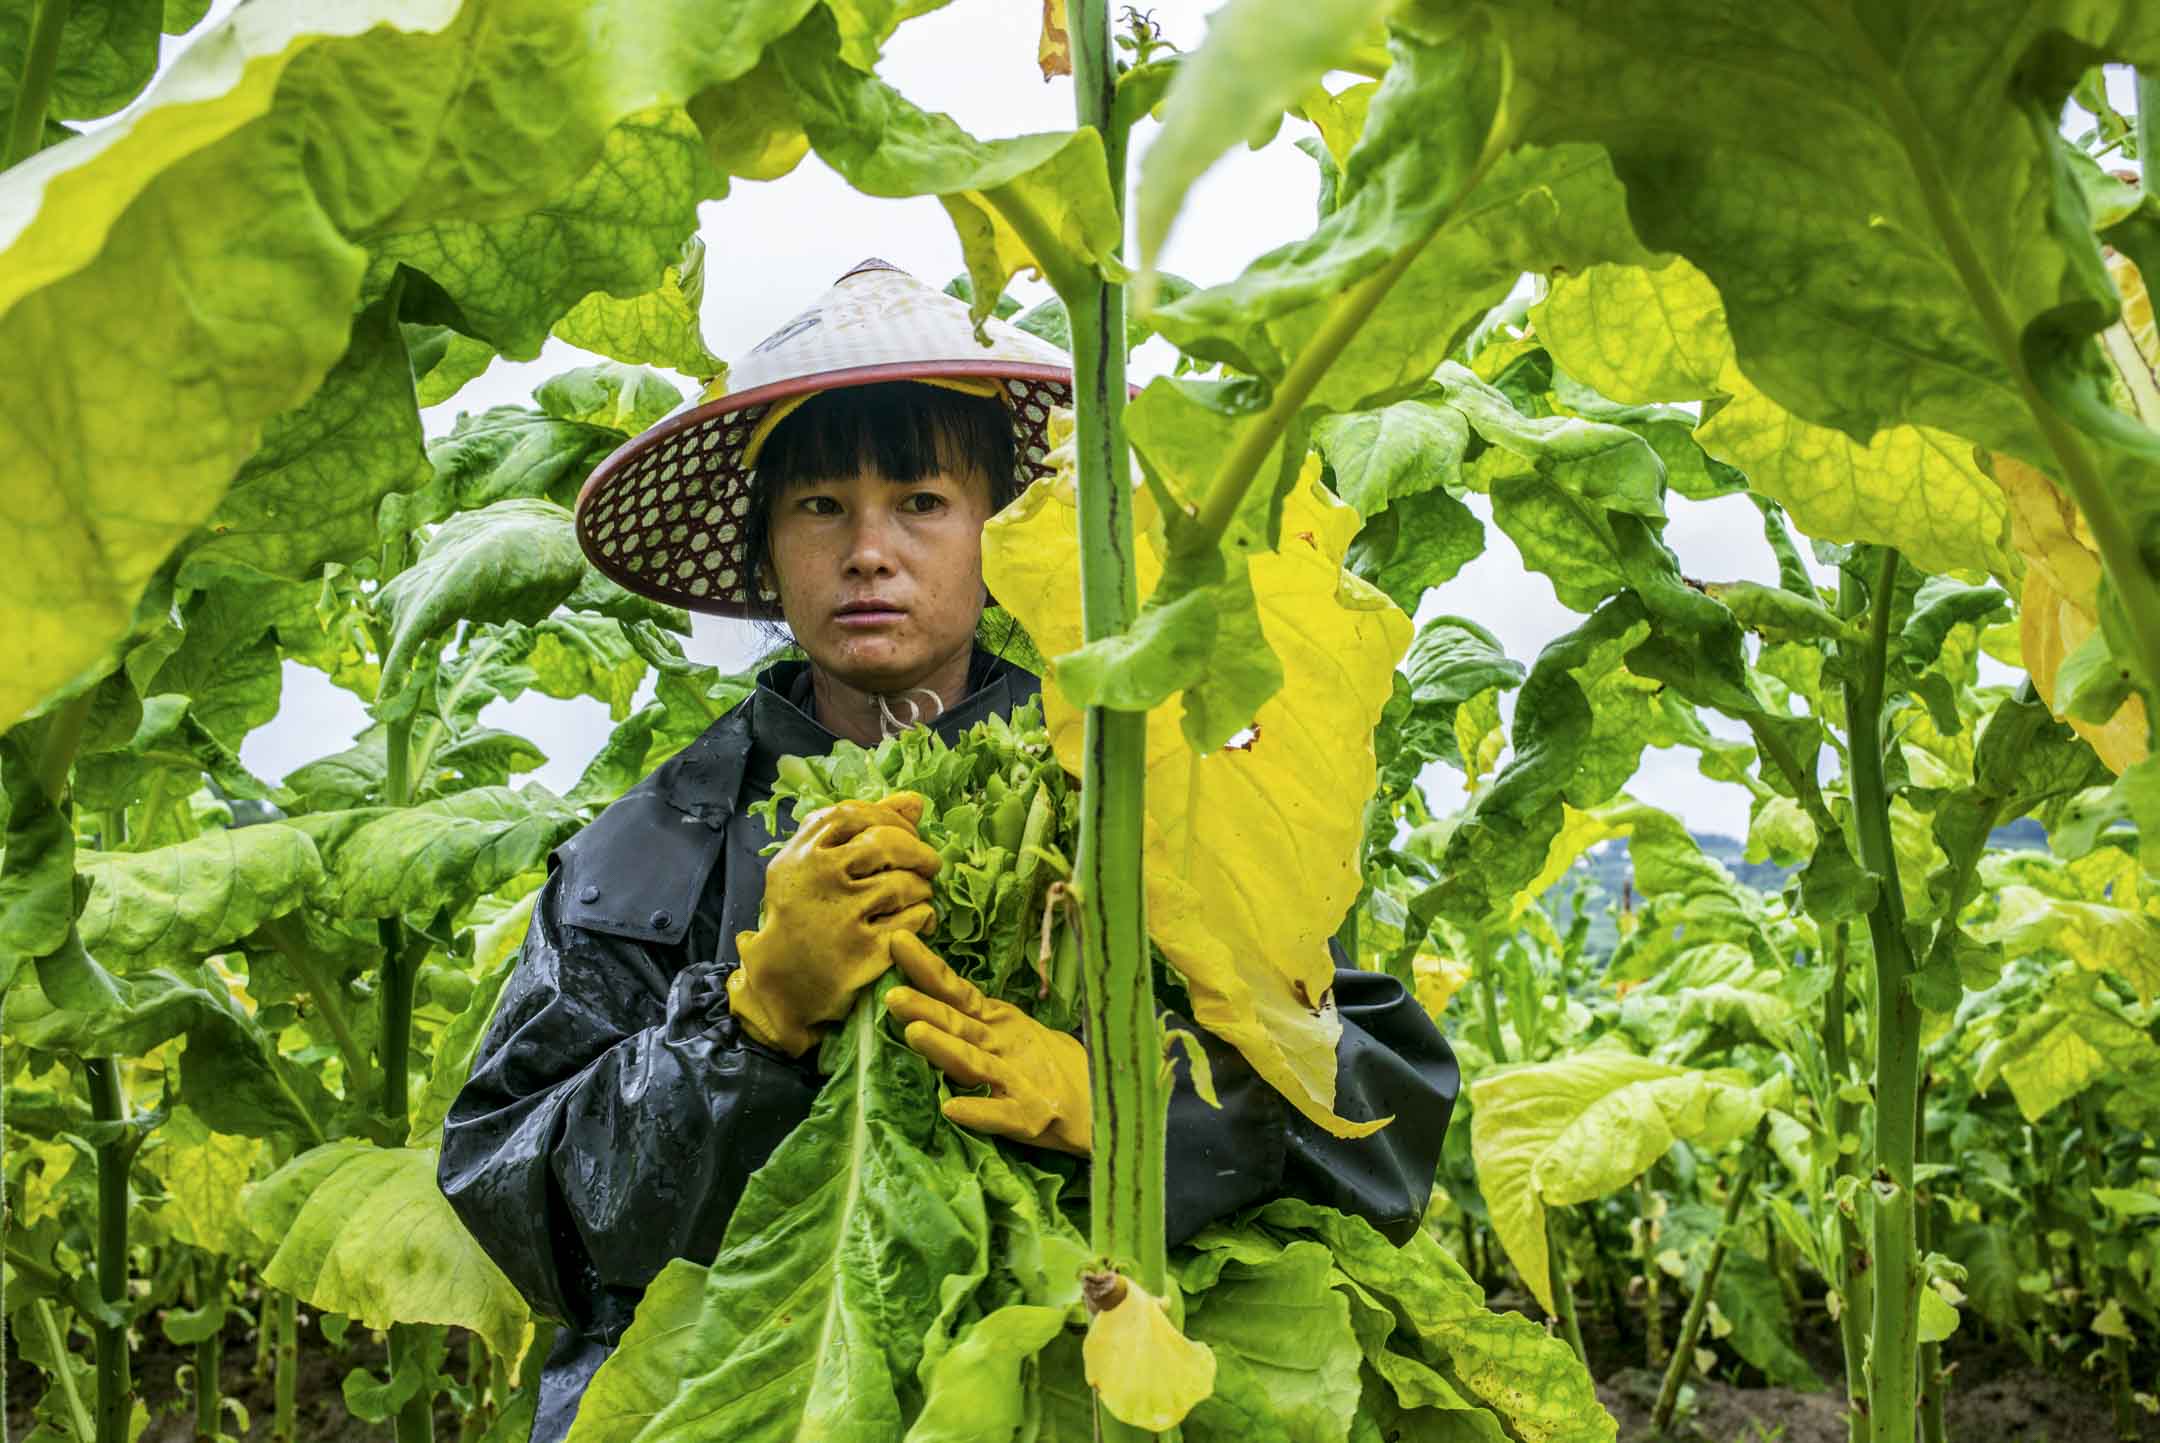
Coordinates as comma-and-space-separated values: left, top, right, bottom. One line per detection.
144, 1105, 268, 1262
554, 1258, 712, 1443
1345, 486, 1484, 612
286, 784, 579, 920
1, 728, 83, 989
1180, 1240, 1362, 1443
1977, 971, 2160, 1121
406, 324, 500, 408
0, 0, 160, 128
392, 406, 627, 539
76, 826, 323, 973
182, 295, 430, 590
773, 7, 1120, 319
1470, 1050, 1771, 1312
532, 362, 684, 437
374, 499, 589, 720
1258, 1198, 1614, 1443
1494, 6, 2160, 550
409, 889, 535, 1145
1312, 397, 1470, 519
5, 961, 328, 1142
1133, 0, 1396, 273
553, 234, 724, 378
365, 106, 727, 363
909, 1305, 1069, 1443
567, 703, 665, 812
1398, 615, 1524, 775
570, 986, 987, 1443
1148, 15, 1650, 412
248, 1142, 533, 1362
0, 0, 813, 729
137, 582, 285, 750
1426, 600, 1632, 925
1538, 261, 2021, 582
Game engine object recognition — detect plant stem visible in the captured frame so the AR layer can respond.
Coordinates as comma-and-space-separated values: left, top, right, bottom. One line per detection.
3, 0, 69, 168
31, 1297, 97, 1442
1546, 1211, 1587, 1366
1636, 1177, 1666, 1369
390, 1323, 436, 1443
1474, 928, 1508, 1065
272, 1291, 297, 1443
1652, 1120, 1769, 1433
194, 1255, 227, 1442
84, 1055, 133, 1443
1823, 922, 1873, 1443
1841, 550, 1923, 1443
264, 915, 372, 1094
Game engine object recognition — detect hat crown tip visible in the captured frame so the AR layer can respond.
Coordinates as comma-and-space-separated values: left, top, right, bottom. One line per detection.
837, 257, 907, 283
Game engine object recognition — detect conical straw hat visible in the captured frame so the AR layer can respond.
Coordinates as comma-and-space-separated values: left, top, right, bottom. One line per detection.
574, 258, 1074, 618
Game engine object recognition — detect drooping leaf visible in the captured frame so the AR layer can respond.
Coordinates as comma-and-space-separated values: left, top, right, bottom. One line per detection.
533, 362, 685, 437
1083, 1277, 1218, 1432
75, 826, 324, 973
553, 234, 725, 379
1470, 1049, 1773, 1311
284, 784, 580, 921
248, 1141, 533, 1363
373, 499, 589, 720
985, 471, 1410, 1137
0, 0, 815, 729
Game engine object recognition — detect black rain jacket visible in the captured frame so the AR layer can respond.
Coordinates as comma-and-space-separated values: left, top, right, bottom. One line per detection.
438, 650, 1459, 1442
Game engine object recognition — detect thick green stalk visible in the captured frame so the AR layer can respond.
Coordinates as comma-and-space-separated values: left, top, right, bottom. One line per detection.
272, 1291, 297, 1443
3, 0, 68, 168
390, 1323, 436, 1443
1823, 923, 1872, 1442
1841, 550, 1922, 1443
194, 1255, 227, 1442
1474, 927, 1508, 1065
84, 1056, 132, 1443
1652, 1121, 1769, 1433
1545, 1212, 1587, 1366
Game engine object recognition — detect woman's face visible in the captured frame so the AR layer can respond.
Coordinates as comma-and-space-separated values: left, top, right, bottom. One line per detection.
766, 464, 994, 695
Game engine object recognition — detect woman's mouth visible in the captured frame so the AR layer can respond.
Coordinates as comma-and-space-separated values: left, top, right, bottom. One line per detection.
834, 601, 907, 627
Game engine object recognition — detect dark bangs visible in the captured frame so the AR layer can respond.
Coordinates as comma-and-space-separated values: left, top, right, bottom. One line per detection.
743, 381, 1020, 592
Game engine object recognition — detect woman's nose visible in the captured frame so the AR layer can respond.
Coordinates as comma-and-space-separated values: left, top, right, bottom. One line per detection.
842, 511, 899, 575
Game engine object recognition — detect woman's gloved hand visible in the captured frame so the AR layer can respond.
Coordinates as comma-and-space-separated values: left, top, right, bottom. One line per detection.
728, 792, 941, 1057
884, 930, 1092, 1157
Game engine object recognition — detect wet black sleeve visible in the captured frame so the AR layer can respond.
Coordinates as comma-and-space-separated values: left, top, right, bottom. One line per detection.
437, 867, 823, 1342
1160, 962, 1459, 1248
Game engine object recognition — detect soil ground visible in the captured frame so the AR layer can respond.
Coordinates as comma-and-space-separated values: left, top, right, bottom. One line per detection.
7, 1296, 2158, 1441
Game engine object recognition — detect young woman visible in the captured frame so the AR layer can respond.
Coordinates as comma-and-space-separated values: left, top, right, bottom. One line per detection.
437, 260, 1459, 1442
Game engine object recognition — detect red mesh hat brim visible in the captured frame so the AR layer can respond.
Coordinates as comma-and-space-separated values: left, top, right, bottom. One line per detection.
573, 361, 1075, 621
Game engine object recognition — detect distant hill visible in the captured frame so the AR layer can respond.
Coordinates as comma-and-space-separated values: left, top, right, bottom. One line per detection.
1538, 819, 2050, 959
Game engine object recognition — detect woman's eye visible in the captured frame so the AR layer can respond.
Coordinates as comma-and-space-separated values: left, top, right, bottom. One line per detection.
800, 495, 841, 516
902, 492, 946, 514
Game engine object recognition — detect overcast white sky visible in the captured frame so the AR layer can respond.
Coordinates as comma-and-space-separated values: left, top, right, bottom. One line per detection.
191, 6, 2139, 838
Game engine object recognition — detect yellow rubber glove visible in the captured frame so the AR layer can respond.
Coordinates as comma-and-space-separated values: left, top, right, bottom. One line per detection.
884, 929, 1092, 1156
728, 792, 941, 1057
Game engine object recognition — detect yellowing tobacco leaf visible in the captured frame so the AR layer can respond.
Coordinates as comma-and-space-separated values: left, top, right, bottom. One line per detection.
1037, 0, 1071, 79
1470, 1050, 1772, 1312
1539, 260, 2018, 583
984, 464, 1411, 1137
1082, 1277, 1216, 1430
1413, 951, 1472, 1018
1988, 249, 2155, 774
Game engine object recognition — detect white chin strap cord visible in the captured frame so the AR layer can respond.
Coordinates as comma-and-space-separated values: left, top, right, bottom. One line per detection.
875, 687, 947, 739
